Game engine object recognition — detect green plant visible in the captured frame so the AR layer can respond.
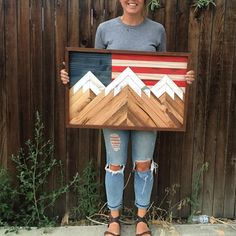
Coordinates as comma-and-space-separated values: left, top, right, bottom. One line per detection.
148, 0, 161, 11
187, 162, 209, 222
0, 167, 17, 225
193, 0, 216, 12
73, 160, 101, 220
11, 111, 78, 227
147, 184, 189, 223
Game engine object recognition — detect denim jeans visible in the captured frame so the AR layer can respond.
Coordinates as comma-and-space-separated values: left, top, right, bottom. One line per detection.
103, 129, 158, 211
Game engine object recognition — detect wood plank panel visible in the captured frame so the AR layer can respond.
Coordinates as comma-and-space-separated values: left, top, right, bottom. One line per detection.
223, 0, 236, 218
42, 0, 55, 139
104, 0, 122, 21
179, 0, 199, 217
191, 7, 214, 216
1, 0, 236, 218
0, 0, 7, 168
79, 0, 92, 47
212, 0, 229, 217
91, 0, 105, 46
18, 0, 32, 144
30, 0, 43, 114
5, 0, 20, 172
202, 0, 225, 215
67, 0, 82, 212
165, 0, 177, 51
54, 0, 68, 216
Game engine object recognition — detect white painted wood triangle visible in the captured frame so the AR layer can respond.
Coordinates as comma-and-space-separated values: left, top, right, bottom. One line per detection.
105, 67, 150, 97
151, 75, 184, 100
72, 71, 105, 95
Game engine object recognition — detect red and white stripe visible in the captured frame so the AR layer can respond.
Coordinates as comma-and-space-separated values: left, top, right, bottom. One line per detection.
111, 54, 188, 91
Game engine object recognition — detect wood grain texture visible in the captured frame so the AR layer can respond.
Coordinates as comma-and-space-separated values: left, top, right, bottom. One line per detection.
222, 0, 236, 218
18, 0, 31, 145
180, 3, 199, 218
5, 0, 20, 173
0, 0, 7, 167
1, 0, 236, 218
202, 0, 224, 215
54, 0, 68, 216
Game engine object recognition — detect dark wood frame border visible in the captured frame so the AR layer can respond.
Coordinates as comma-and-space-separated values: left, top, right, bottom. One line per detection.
65, 47, 190, 131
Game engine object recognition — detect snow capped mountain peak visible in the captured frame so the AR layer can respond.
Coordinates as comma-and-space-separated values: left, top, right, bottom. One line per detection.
151, 75, 184, 100
72, 71, 105, 95
105, 67, 150, 97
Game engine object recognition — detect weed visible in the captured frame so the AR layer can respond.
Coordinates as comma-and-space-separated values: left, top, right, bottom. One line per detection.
187, 162, 209, 222
0, 167, 17, 225
72, 160, 101, 221
11, 111, 78, 227
193, 0, 216, 11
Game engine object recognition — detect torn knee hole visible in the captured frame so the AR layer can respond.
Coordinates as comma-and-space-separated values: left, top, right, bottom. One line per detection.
110, 133, 121, 151
105, 164, 124, 175
109, 164, 123, 171
135, 160, 152, 172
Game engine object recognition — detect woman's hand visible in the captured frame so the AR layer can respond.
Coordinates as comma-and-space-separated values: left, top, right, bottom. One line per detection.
60, 62, 69, 84
185, 70, 195, 84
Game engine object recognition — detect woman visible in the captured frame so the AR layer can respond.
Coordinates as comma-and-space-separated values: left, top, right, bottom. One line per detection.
61, 1, 194, 235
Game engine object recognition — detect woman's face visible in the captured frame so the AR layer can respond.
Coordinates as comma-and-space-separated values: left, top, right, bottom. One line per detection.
120, 0, 145, 16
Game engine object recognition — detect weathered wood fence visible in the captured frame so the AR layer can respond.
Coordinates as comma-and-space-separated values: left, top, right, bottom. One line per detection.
0, 0, 236, 218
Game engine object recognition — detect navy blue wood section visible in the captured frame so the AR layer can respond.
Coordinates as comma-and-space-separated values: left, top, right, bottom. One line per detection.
69, 52, 112, 87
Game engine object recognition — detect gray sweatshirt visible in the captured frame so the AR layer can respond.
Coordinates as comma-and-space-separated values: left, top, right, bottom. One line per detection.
95, 17, 166, 52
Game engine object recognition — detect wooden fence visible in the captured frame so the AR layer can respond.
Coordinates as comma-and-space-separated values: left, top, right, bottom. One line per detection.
0, 0, 236, 218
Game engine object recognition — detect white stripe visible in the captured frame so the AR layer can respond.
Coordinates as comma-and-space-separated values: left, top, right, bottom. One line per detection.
112, 72, 185, 81
112, 59, 187, 69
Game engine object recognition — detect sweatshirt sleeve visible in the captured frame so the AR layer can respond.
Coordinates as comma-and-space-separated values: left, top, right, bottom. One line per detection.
94, 24, 106, 49
158, 26, 166, 52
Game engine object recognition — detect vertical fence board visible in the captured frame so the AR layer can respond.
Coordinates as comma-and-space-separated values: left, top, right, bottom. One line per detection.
165, 0, 177, 51
5, 0, 20, 172
202, 0, 225, 214
223, 0, 236, 218
54, 0, 68, 216
30, 0, 43, 114
18, 0, 31, 144
79, 0, 92, 47
180, 4, 200, 217
0, 0, 7, 167
191, 8, 214, 215
42, 0, 55, 139
104, 0, 122, 20
66, 0, 80, 211
212, 0, 229, 217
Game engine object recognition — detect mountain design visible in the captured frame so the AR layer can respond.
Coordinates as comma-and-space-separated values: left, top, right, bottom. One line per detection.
69, 68, 185, 129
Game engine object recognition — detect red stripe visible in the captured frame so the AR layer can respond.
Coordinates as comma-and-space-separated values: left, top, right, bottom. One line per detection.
112, 54, 188, 63
111, 78, 186, 87
144, 80, 187, 87
112, 66, 187, 75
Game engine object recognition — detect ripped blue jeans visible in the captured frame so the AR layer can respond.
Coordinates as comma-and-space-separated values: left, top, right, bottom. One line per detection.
103, 129, 158, 211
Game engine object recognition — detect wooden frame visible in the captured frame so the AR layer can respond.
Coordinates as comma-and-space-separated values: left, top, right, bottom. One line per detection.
65, 47, 190, 131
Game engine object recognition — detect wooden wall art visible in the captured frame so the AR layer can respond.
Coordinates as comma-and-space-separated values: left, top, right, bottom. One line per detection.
65, 48, 190, 131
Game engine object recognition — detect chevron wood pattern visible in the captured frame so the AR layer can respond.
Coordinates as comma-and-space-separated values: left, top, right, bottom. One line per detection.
66, 48, 189, 131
